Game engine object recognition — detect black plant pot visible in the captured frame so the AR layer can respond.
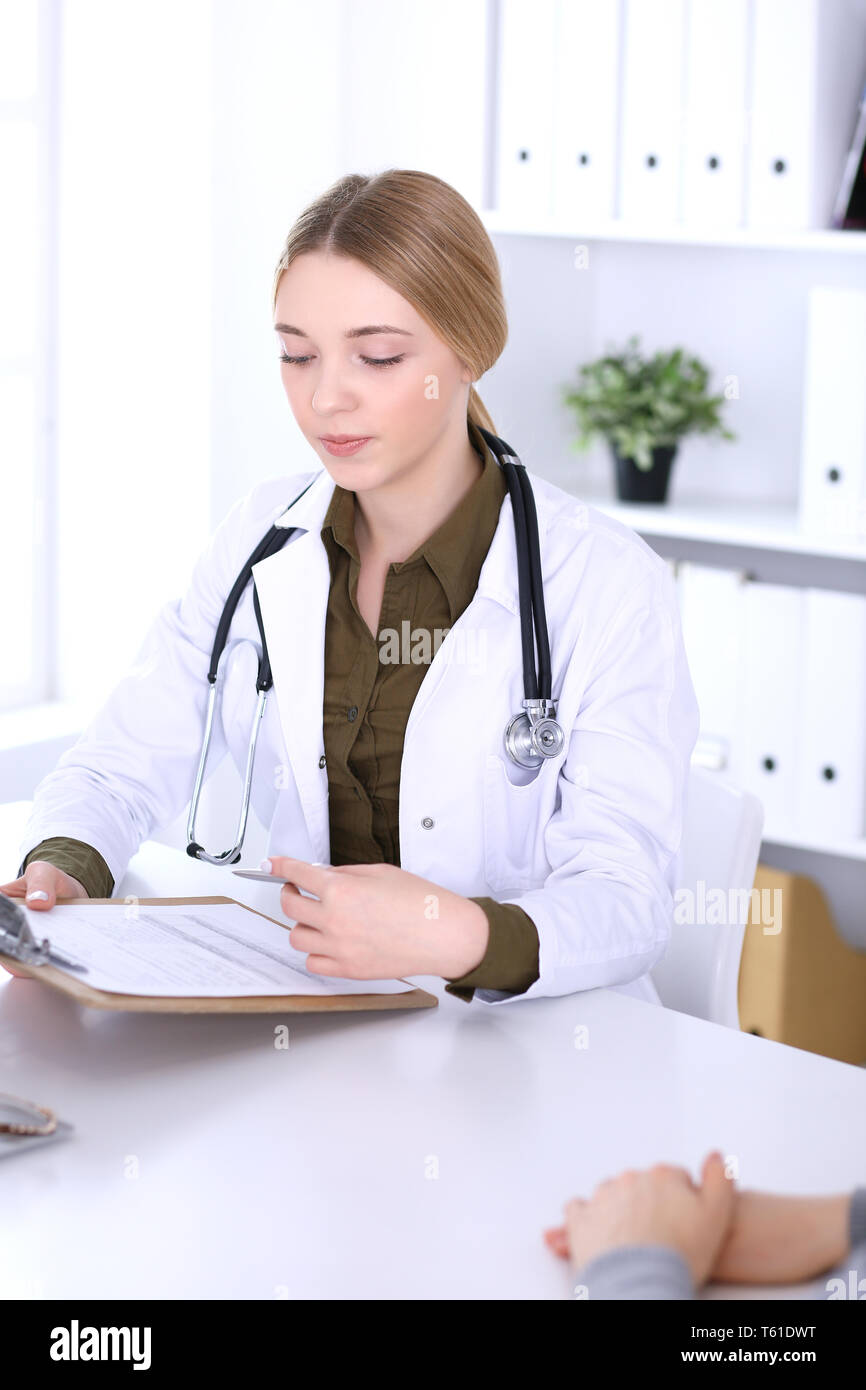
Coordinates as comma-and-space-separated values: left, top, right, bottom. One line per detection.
611, 443, 678, 503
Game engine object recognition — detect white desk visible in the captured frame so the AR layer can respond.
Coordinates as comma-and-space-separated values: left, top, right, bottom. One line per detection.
2, 810, 864, 1300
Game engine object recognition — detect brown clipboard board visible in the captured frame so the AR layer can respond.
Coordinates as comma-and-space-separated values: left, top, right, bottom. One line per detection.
0, 895, 439, 1014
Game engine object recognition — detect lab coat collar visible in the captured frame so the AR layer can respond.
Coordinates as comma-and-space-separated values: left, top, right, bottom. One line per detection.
269, 456, 560, 617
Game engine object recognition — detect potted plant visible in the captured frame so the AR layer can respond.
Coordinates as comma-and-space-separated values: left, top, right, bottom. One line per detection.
562, 335, 735, 503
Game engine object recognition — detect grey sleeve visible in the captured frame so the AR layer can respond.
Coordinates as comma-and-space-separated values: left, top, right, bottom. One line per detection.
573, 1244, 695, 1300
573, 1185, 866, 1301
821, 1186, 866, 1296
848, 1186, 866, 1248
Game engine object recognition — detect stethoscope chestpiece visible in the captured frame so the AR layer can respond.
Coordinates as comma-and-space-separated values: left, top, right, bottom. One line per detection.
503, 699, 565, 770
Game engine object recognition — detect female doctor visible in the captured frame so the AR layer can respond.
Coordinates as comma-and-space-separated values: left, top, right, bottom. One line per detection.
3, 168, 700, 1007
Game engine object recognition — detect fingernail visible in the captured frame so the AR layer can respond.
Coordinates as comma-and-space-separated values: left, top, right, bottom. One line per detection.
26, 890, 49, 902
259, 859, 273, 872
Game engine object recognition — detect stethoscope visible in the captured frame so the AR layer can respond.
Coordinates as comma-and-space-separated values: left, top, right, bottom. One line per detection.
187, 427, 564, 865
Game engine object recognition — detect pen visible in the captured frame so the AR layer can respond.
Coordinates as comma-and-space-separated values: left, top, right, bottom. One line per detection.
231, 869, 295, 883
231, 869, 323, 897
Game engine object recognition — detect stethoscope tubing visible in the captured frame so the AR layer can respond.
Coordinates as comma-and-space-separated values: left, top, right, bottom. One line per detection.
478, 427, 551, 703
207, 477, 317, 693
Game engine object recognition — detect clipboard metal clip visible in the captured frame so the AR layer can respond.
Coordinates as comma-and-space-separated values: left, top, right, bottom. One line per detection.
0, 895, 88, 973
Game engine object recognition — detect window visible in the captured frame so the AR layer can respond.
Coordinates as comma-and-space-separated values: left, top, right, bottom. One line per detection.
0, 0, 59, 711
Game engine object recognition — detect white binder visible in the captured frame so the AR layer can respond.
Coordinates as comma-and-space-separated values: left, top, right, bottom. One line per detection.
495, 0, 558, 218
746, 0, 865, 229
735, 580, 804, 837
677, 562, 746, 775
619, 0, 686, 223
797, 588, 866, 843
799, 286, 866, 541
681, 0, 749, 227
551, 0, 621, 224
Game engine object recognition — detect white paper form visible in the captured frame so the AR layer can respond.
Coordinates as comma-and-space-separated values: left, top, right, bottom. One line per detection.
19, 902, 414, 998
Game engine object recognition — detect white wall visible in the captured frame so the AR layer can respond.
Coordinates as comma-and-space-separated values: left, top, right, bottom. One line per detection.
337, 0, 492, 209
56, 0, 212, 708
209, 0, 343, 528
157, 0, 345, 852
53, 0, 345, 717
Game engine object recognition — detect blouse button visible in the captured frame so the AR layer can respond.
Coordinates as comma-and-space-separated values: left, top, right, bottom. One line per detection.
347, 706, 358, 721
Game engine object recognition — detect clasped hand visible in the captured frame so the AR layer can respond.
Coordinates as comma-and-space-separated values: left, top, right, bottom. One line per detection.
265, 856, 489, 982
544, 1154, 852, 1288
546, 1153, 736, 1287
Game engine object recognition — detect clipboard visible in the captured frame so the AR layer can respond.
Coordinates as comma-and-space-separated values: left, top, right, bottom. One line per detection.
0, 895, 439, 1014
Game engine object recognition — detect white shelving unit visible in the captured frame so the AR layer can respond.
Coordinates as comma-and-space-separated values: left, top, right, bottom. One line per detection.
482, 224, 866, 868
765, 827, 866, 863
480, 0, 866, 948
572, 489, 866, 867
482, 209, 866, 257
571, 494, 866, 562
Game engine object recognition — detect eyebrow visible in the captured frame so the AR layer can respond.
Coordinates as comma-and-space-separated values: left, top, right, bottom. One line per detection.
273, 322, 414, 339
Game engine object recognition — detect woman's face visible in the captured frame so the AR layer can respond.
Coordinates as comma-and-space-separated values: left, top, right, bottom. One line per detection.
273, 250, 474, 490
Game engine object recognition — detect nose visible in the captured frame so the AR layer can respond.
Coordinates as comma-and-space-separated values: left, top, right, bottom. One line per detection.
310, 360, 357, 416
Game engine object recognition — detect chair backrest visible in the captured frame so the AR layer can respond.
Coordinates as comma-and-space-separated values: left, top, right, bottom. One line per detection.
652, 766, 764, 1028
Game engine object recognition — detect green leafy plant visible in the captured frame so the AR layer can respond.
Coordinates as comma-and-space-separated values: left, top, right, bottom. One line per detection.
562, 334, 736, 470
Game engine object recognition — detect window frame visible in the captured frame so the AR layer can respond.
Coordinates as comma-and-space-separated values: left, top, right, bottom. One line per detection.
0, 0, 60, 712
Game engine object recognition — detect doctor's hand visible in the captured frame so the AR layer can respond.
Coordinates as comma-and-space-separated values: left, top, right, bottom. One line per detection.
1, 862, 88, 909
543, 1152, 736, 1289
264, 856, 490, 982
1, 863, 89, 977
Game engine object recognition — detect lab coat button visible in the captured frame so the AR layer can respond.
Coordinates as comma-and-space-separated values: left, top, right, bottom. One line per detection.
421, 816, 434, 829
318, 755, 326, 769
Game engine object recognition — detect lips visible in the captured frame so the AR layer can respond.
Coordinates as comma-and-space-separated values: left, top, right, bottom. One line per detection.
319, 434, 372, 458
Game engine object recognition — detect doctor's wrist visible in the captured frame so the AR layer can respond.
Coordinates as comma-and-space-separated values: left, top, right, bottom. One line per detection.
440, 897, 490, 982
21, 838, 113, 901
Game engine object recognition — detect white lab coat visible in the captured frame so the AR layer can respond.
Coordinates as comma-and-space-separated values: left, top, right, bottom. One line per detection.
19, 461, 700, 1006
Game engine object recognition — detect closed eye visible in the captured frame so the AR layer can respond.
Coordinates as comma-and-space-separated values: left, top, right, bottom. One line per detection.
279, 353, 405, 369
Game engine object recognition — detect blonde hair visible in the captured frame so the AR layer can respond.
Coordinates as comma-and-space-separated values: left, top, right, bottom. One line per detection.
271, 169, 507, 434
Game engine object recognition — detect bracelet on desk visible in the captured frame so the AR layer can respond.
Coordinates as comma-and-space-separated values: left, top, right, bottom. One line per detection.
0, 1093, 58, 1136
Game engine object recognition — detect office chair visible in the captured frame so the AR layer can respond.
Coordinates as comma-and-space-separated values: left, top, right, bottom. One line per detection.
652, 765, 764, 1029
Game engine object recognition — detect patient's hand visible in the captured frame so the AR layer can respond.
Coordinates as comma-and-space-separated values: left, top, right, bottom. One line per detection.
710, 1191, 851, 1284
544, 1156, 852, 1287
545, 1152, 736, 1287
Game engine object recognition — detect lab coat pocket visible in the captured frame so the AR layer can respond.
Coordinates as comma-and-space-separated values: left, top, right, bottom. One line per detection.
482, 753, 557, 892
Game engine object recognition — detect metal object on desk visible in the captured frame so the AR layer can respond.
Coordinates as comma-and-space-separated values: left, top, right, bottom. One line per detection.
0, 1093, 57, 1136
0, 1094, 74, 1159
